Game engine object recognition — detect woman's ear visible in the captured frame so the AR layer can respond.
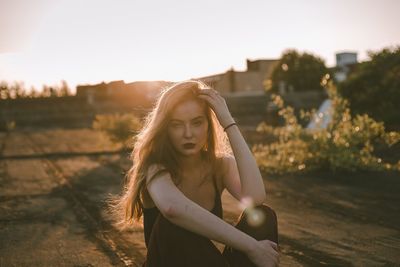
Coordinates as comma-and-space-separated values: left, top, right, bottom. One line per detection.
202, 143, 208, 152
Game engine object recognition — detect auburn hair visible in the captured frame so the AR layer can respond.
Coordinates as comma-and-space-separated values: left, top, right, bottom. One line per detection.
107, 80, 232, 230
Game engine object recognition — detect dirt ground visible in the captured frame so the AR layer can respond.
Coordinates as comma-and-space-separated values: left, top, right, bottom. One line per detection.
0, 129, 399, 267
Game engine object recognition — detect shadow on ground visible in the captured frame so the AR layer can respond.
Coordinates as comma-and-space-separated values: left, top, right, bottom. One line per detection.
1, 129, 399, 266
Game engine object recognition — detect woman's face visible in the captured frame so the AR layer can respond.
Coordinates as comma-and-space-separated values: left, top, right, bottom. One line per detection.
167, 98, 209, 157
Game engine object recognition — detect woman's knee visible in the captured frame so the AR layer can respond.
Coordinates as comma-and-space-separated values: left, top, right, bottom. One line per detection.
241, 204, 277, 224
253, 204, 278, 222
235, 204, 278, 243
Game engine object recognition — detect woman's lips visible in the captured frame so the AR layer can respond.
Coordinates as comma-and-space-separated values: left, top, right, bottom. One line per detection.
182, 143, 196, 149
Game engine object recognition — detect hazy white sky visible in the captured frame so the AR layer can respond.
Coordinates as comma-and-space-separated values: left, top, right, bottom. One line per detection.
0, 0, 399, 91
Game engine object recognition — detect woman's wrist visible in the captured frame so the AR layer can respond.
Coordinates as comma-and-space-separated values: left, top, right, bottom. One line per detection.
221, 116, 235, 129
223, 121, 237, 131
241, 235, 259, 255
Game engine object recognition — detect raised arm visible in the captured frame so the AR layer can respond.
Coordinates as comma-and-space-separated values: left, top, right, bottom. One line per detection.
198, 90, 267, 205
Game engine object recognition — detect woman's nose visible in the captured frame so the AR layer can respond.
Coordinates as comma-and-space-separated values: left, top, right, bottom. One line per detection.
183, 124, 193, 138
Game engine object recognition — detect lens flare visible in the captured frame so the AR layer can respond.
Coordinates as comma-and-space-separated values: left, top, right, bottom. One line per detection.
239, 196, 254, 210
245, 208, 266, 227
239, 197, 266, 227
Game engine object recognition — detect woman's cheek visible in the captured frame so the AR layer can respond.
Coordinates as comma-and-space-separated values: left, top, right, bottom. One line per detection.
175, 129, 185, 143
202, 123, 209, 136
198, 125, 208, 143
168, 128, 179, 145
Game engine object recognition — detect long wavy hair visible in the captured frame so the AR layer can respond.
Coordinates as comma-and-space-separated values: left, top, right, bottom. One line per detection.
108, 80, 232, 230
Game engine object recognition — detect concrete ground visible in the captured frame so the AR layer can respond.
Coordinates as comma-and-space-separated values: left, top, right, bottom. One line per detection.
0, 129, 399, 266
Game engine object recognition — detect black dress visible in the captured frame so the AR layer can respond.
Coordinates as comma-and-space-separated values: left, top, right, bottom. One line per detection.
142, 174, 278, 267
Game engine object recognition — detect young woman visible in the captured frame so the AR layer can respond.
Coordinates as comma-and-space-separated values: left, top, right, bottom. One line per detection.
110, 80, 279, 267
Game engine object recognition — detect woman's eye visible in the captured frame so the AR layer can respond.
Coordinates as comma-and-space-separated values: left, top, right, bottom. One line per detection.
193, 120, 203, 126
171, 123, 182, 128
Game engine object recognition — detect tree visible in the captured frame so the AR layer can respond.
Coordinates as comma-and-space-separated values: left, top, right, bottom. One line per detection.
0, 80, 73, 98
338, 46, 400, 129
0, 81, 10, 99
41, 85, 51, 97
267, 49, 330, 93
13, 82, 27, 98
28, 86, 40, 98
59, 80, 72, 96
4, 81, 27, 99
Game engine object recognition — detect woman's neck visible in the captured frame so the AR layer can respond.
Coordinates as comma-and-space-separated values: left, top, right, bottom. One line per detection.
177, 152, 211, 182
178, 152, 203, 172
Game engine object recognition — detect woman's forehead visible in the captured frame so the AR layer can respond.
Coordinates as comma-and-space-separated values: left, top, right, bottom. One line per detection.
170, 99, 206, 120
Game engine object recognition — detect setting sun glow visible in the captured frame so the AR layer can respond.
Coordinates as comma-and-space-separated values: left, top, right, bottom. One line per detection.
1, 0, 399, 91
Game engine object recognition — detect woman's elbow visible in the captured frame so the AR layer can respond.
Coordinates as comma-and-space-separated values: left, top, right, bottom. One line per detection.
253, 192, 267, 205
242, 195, 266, 206
161, 203, 181, 220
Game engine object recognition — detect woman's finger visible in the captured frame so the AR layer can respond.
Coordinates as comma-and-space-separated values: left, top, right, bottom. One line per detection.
269, 250, 279, 266
197, 93, 214, 101
197, 94, 216, 106
198, 88, 220, 98
264, 240, 278, 249
198, 88, 214, 94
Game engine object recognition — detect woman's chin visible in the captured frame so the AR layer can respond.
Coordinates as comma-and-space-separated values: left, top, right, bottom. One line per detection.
178, 148, 201, 157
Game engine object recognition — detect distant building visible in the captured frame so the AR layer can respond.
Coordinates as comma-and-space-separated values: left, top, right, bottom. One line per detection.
334, 52, 358, 82
76, 80, 125, 105
196, 59, 279, 96
76, 80, 170, 107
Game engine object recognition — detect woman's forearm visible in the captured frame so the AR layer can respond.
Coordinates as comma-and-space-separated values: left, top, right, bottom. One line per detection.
166, 196, 257, 254
197, 89, 266, 203
225, 124, 266, 203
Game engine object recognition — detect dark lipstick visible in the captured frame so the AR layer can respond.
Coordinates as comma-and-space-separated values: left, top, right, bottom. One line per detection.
183, 143, 196, 149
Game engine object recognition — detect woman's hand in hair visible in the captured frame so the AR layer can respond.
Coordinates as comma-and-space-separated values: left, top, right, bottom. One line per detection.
197, 88, 235, 128
246, 239, 280, 267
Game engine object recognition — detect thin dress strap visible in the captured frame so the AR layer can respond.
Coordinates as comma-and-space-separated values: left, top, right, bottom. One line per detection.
212, 172, 219, 196
211, 173, 223, 219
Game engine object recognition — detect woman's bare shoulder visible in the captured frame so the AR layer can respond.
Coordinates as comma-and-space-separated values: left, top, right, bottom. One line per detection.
146, 163, 170, 184
216, 153, 235, 170
215, 153, 235, 189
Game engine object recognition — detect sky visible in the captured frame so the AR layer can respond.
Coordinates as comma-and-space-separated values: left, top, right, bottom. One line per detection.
0, 0, 399, 92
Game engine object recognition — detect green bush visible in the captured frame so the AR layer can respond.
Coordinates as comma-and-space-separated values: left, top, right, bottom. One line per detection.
92, 113, 141, 147
338, 46, 400, 128
253, 80, 400, 174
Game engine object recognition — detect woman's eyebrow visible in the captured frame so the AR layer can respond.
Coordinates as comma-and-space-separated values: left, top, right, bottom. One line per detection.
170, 116, 205, 122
